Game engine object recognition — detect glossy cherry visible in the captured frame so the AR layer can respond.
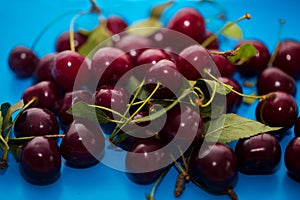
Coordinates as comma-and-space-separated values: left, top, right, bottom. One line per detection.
55, 31, 87, 52
284, 137, 300, 181
234, 40, 270, 77
8, 46, 39, 78
167, 8, 206, 42
91, 47, 132, 87
176, 44, 218, 80
235, 133, 281, 174
294, 117, 300, 137
22, 81, 63, 114
60, 120, 105, 168
20, 136, 61, 185
14, 108, 59, 138
211, 53, 235, 77
255, 91, 298, 128
34, 53, 56, 82
106, 16, 127, 35
189, 142, 238, 193
257, 67, 296, 96
145, 59, 182, 99
273, 40, 300, 79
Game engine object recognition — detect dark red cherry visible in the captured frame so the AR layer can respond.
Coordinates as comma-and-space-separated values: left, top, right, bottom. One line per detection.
52, 50, 89, 91
55, 31, 87, 52
211, 53, 235, 77
94, 85, 128, 119
255, 91, 298, 128
106, 16, 127, 35
176, 44, 218, 80
257, 67, 296, 96
159, 105, 204, 147
22, 81, 63, 114
8, 46, 39, 78
60, 120, 105, 168
294, 117, 300, 137
34, 53, 56, 82
91, 47, 132, 87
145, 59, 182, 99
136, 48, 170, 66
58, 90, 94, 126
235, 133, 281, 174
125, 140, 170, 185
20, 136, 61, 185
218, 77, 243, 113
189, 142, 238, 193
115, 34, 152, 65
167, 8, 206, 42
284, 137, 300, 181
273, 40, 300, 79
14, 108, 59, 138
234, 40, 271, 77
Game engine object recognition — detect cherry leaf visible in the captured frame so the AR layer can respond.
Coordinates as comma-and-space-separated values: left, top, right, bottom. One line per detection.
204, 113, 282, 143
150, 0, 173, 19
221, 22, 243, 39
2, 100, 24, 132
228, 43, 257, 64
126, 18, 162, 37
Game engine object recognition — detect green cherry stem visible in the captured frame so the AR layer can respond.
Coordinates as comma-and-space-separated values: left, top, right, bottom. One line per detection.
124, 80, 145, 118
268, 19, 285, 66
8, 134, 65, 142
201, 13, 251, 48
146, 166, 170, 200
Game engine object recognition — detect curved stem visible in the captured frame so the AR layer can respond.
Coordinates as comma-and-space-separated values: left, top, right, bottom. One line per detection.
268, 19, 285, 66
199, 81, 217, 107
147, 167, 170, 200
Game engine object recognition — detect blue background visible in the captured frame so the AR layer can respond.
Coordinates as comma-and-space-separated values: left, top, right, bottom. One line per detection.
0, 0, 300, 199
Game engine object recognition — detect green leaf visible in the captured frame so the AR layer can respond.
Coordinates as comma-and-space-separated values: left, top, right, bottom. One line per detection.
126, 18, 162, 37
197, 79, 232, 95
125, 76, 149, 100
150, 0, 173, 19
78, 22, 112, 57
228, 43, 257, 65
221, 22, 243, 39
204, 114, 282, 143
1, 103, 11, 118
8, 139, 25, 162
3, 100, 24, 132
68, 101, 112, 124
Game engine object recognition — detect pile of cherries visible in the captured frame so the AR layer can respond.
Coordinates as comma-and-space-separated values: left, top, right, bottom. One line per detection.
4, 1, 300, 199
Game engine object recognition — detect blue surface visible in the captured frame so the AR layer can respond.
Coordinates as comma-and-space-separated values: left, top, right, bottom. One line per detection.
1, 0, 300, 200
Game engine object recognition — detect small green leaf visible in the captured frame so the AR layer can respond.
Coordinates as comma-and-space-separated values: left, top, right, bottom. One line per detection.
204, 114, 282, 143
126, 18, 162, 37
68, 101, 112, 124
228, 43, 257, 65
221, 22, 243, 39
3, 100, 24, 132
78, 22, 112, 57
194, 79, 232, 95
125, 76, 149, 100
150, 0, 173, 19
1, 103, 11, 118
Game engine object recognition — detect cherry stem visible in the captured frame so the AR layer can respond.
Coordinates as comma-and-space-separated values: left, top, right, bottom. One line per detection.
124, 80, 145, 118
8, 134, 65, 142
147, 167, 170, 200
31, 10, 78, 51
198, 81, 217, 107
201, 13, 251, 48
227, 188, 238, 200
268, 19, 285, 66
204, 69, 267, 101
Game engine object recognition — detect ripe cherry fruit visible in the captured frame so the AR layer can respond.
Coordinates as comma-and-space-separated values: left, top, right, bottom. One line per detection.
284, 137, 300, 181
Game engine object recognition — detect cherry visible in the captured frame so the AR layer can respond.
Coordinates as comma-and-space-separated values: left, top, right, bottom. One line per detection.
199, 31, 219, 50
145, 59, 182, 99
106, 16, 127, 35
218, 77, 242, 113
58, 89, 94, 126
255, 91, 298, 128
189, 142, 238, 193
234, 40, 270, 77
22, 81, 63, 114
115, 34, 152, 65
34, 53, 56, 82
55, 31, 87, 52
211, 53, 235, 77
159, 105, 204, 147
60, 120, 105, 168
20, 136, 61, 185
125, 140, 170, 185
235, 133, 281, 174
167, 8, 206, 43
8, 46, 39, 78
294, 117, 300, 137
284, 137, 300, 181
91, 47, 132, 87
94, 85, 128, 119
14, 108, 59, 138
52, 50, 89, 91
273, 40, 300, 79
257, 67, 296, 96
136, 48, 170, 66
176, 44, 218, 80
